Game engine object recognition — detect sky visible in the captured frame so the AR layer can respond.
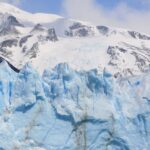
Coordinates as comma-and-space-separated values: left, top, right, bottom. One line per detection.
0, 0, 150, 34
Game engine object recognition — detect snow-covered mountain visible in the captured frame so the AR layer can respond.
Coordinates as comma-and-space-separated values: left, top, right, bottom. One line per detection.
0, 2, 150, 150
0, 3, 150, 77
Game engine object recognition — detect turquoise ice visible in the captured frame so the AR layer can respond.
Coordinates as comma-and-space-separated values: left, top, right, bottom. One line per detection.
0, 60, 150, 150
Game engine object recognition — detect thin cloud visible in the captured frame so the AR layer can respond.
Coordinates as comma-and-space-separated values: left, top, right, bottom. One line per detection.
62, 0, 150, 34
0, 0, 21, 6
140, 0, 150, 5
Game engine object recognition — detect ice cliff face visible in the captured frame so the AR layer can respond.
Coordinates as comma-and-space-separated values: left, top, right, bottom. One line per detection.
0, 60, 150, 150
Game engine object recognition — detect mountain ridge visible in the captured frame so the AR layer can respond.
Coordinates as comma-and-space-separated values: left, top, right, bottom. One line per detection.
0, 3, 150, 77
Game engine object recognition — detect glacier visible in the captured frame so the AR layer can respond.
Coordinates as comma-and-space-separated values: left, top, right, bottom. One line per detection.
0, 2, 150, 150
0, 60, 150, 150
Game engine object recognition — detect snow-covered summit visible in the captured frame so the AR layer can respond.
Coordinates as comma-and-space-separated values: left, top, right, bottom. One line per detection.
0, 3, 149, 77
0, 2, 63, 24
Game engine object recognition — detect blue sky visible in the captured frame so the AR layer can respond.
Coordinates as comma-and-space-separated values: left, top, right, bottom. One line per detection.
20, 0, 62, 14
15, 0, 149, 14
20, 0, 119, 14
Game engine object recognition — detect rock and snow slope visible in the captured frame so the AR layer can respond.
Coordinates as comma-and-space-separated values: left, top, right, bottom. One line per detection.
0, 3, 150, 76
0, 2, 150, 150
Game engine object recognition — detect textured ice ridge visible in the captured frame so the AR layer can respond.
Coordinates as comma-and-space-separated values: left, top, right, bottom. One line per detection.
0, 61, 150, 150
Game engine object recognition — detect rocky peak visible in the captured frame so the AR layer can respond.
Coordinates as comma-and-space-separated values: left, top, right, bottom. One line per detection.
31, 23, 45, 33
0, 14, 23, 36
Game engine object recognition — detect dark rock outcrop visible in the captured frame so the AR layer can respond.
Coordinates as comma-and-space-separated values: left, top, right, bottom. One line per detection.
97, 26, 109, 35
0, 15, 23, 36
128, 31, 150, 40
30, 24, 45, 33
0, 39, 18, 48
65, 22, 94, 37
46, 28, 58, 41
19, 35, 32, 47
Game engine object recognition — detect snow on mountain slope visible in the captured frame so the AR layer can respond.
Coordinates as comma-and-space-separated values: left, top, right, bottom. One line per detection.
0, 2, 63, 25
0, 3, 150, 77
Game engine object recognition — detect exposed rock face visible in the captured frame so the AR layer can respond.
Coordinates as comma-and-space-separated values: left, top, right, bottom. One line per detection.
65, 22, 94, 37
31, 24, 46, 33
97, 25, 109, 35
128, 31, 150, 40
46, 28, 58, 41
0, 39, 18, 58
0, 14, 23, 36
107, 46, 126, 66
0, 39, 18, 48
26, 42, 39, 58
96, 26, 150, 41
6, 15, 23, 27
19, 35, 32, 47
107, 45, 150, 75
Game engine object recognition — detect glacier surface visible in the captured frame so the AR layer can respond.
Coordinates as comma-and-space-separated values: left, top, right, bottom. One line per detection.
0, 61, 150, 150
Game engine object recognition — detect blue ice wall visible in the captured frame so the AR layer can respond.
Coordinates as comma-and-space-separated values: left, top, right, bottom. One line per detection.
0, 61, 150, 150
